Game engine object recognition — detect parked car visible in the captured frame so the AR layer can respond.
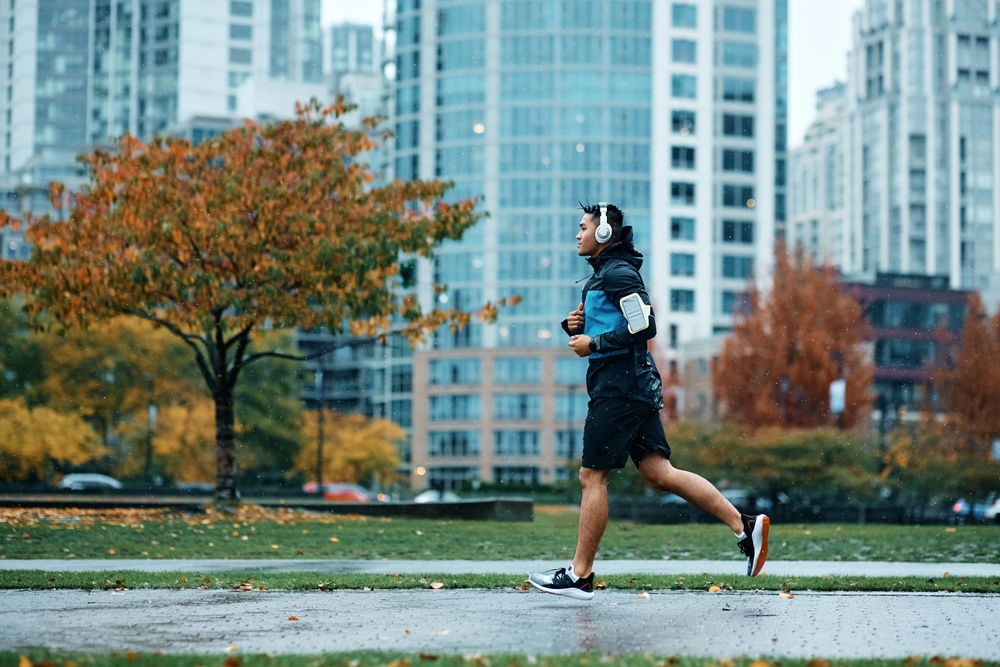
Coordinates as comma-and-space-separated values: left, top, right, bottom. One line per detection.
58, 474, 123, 492
301, 482, 371, 502
413, 489, 462, 503
981, 494, 999, 523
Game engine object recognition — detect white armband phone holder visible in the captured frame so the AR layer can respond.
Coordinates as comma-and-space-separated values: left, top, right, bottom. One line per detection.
619, 293, 651, 334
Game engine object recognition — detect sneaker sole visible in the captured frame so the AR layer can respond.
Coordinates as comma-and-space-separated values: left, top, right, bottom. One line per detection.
529, 579, 595, 600
750, 515, 770, 577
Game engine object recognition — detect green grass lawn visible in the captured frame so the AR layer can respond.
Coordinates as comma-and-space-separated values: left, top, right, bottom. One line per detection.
2, 569, 998, 593
2, 506, 998, 562
3, 652, 996, 667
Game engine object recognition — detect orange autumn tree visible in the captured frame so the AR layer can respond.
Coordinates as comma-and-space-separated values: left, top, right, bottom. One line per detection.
937, 292, 1000, 454
712, 246, 873, 428
0, 99, 498, 501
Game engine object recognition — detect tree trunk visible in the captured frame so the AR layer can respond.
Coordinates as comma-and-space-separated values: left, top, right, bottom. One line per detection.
215, 387, 238, 502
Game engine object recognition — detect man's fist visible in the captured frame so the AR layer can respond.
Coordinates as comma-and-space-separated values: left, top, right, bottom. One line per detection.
569, 334, 591, 357
567, 302, 585, 332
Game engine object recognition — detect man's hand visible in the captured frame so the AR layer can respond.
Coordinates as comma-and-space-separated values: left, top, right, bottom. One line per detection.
569, 334, 591, 357
567, 302, 585, 332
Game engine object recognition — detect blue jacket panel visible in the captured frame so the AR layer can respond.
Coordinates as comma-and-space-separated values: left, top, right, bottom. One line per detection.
583, 290, 629, 359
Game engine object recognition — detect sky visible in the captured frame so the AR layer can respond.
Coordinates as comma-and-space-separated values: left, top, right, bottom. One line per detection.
323, 0, 866, 150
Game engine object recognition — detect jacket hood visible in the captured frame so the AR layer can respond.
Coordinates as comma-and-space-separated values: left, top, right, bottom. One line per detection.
587, 226, 643, 271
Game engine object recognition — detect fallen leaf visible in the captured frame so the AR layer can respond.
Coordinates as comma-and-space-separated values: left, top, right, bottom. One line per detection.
386, 661, 412, 667
750, 661, 772, 667
224, 658, 240, 667
330, 537, 339, 542
779, 591, 795, 599
929, 658, 944, 665
807, 661, 831, 667
420, 654, 439, 661
943, 572, 950, 578
720, 659, 736, 667
637, 591, 650, 599
436, 630, 450, 635
904, 658, 920, 666
19, 655, 32, 667
302, 529, 308, 534
226, 644, 238, 652
595, 580, 607, 590
108, 549, 116, 555
288, 616, 298, 621
203, 578, 211, 584
943, 659, 981, 667
405, 629, 411, 635
271, 545, 279, 549
124, 652, 138, 661
945, 527, 956, 533
241, 536, 248, 541
430, 582, 444, 589
708, 586, 722, 593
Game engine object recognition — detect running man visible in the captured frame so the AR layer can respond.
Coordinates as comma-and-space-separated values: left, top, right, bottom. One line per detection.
529, 202, 770, 600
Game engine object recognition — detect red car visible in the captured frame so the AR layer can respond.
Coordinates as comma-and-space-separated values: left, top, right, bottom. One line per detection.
301, 482, 371, 502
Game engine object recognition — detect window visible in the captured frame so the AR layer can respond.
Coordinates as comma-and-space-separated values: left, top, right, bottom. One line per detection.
671, 182, 695, 206
670, 253, 695, 277
397, 85, 420, 114
722, 255, 754, 279
494, 357, 542, 383
493, 465, 540, 485
669, 324, 678, 349
671, 110, 695, 135
493, 394, 541, 420
722, 220, 754, 244
438, 4, 487, 35
494, 431, 540, 456
436, 111, 485, 141
429, 394, 481, 421
397, 15, 420, 46
230, 1, 252, 16
672, 39, 696, 63
722, 42, 757, 68
227, 95, 237, 111
395, 120, 419, 149
436, 145, 485, 176
609, 1, 651, 30
395, 155, 418, 181
672, 3, 696, 27
671, 74, 696, 98
228, 71, 251, 88
397, 50, 420, 80
721, 291, 749, 314
390, 364, 413, 393
722, 114, 754, 137
437, 39, 485, 71
671, 217, 695, 241
229, 48, 251, 64
429, 431, 480, 457
610, 37, 651, 66
608, 143, 650, 173
671, 146, 695, 170
722, 77, 755, 102
670, 289, 695, 312
501, 35, 554, 66
555, 392, 589, 420
722, 184, 754, 208
390, 399, 412, 427
229, 24, 252, 39
429, 358, 481, 385
722, 149, 754, 173
610, 108, 650, 137
722, 6, 755, 33
501, 1, 555, 30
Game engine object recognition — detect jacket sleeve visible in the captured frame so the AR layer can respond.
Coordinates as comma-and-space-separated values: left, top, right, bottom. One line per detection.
591, 264, 657, 353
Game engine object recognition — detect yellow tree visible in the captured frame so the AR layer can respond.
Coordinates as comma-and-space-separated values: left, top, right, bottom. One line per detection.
0, 100, 498, 500
295, 411, 403, 486
0, 398, 104, 482
712, 246, 874, 428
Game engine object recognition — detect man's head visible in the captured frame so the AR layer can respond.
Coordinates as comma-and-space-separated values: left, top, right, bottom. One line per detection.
576, 202, 624, 257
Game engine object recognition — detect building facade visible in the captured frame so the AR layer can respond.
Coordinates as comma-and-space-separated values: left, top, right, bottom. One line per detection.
792, 0, 1000, 309
389, 0, 786, 489
0, 0, 324, 176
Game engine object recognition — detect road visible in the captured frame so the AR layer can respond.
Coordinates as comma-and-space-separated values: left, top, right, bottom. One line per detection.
2, 558, 999, 577
4, 588, 998, 658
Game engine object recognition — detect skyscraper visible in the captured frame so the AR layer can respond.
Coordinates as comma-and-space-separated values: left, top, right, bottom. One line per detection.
0, 0, 325, 177
391, 0, 786, 490
790, 0, 1000, 305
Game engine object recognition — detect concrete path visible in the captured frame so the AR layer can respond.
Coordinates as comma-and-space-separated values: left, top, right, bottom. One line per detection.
3, 558, 999, 577
4, 588, 998, 658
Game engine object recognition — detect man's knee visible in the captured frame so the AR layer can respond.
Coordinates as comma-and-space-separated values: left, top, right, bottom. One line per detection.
639, 453, 677, 489
578, 466, 609, 489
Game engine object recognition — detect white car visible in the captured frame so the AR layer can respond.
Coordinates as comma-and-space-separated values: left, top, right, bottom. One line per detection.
413, 489, 462, 503
984, 496, 1000, 522
58, 473, 123, 492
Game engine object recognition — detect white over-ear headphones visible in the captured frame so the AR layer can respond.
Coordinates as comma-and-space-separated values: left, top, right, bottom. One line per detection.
595, 201, 612, 243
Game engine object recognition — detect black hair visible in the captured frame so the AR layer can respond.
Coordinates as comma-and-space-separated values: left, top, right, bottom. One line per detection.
579, 201, 624, 243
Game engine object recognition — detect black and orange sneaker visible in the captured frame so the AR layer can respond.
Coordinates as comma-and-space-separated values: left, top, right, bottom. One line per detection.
738, 513, 770, 577
529, 567, 595, 600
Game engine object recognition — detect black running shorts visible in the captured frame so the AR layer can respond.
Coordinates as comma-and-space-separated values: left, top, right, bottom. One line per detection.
581, 398, 671, 470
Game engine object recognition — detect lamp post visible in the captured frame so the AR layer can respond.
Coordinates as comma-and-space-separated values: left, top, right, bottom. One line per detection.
314, 360, 325, 497
566, 383, 577, 496
144, 374, 157, 484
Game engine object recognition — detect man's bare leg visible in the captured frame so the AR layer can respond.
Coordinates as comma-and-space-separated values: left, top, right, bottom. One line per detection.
570, 466, 610, 578
637, 453, 743, 533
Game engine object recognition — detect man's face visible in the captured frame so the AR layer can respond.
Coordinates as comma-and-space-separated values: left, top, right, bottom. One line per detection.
576, 213, 602, 257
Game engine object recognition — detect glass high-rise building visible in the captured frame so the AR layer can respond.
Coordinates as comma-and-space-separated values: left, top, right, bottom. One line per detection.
791, 0, 1000, 304
390, 0, 786, 490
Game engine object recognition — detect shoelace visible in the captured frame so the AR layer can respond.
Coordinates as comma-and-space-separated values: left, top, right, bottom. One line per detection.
738, 537, 752, 557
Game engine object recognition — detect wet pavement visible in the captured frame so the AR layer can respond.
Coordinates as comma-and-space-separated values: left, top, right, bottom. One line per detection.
3, 588, 998, 658
3, 558, 999, 578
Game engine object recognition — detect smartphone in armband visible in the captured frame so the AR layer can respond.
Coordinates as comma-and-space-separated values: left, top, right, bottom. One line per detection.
619, 293, 651, 334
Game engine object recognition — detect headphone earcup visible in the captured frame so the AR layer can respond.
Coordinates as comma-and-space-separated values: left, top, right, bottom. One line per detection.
595, 223, 612, 243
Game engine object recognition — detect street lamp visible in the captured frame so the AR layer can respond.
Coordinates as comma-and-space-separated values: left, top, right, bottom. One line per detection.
144, 374, 157, 484
566, 383, 577, 490
314, 358, 326, 497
